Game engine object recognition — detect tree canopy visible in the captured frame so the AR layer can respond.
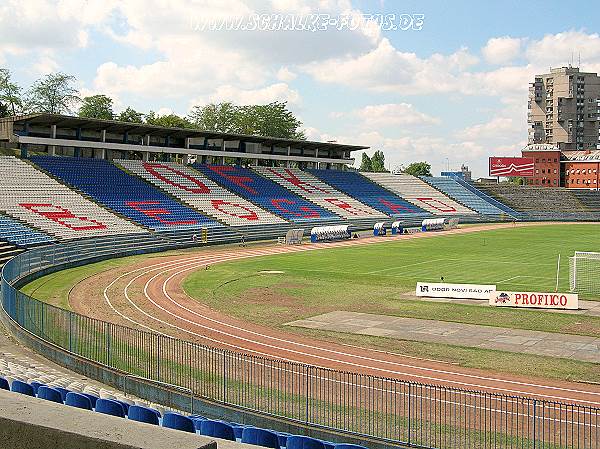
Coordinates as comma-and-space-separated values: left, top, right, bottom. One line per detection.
0, 68, 308, 140
359, 150, 387, 172
78, 94, 114, 120
403, 161, 432, 177
25, 72, 80, 114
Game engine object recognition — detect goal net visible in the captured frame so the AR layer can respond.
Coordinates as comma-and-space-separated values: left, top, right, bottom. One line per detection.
569, 251, 600, 294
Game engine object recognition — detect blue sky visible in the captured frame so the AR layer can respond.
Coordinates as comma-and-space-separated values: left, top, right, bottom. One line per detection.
1, 0, 600, 176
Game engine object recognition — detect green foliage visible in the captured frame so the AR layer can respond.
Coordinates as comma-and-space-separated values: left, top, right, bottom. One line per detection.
403, 161, 432, 177
188, 102, 238, 132
78, 94, 114, 119
359, 153, 372, 171
145, 111, 194, 128
25, 72, 80, 114
117, 107, 145, 123
359, 150, 387, 172
507, 176, 525, 186
0, 68, 23, 116
188, 101, 305, 139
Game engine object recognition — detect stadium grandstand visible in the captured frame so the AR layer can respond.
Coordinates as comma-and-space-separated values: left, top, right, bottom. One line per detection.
2, 113, 600, 449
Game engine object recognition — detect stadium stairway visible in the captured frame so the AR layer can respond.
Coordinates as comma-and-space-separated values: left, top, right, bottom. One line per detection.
30, 156, 223, 233
473, 183, 600, 221
254, 167, 387, 220
420, 176, 515, 219
193, 164, 341, 224
308, 169, 429, 219
361, 172, 476, 216
116, 160, 288, 228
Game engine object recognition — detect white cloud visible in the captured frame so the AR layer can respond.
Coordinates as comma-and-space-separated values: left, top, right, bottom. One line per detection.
526, 31, 600, 68
276, 67, 297, 82
456, 117, 518, 141
482, 37, 523, 65
200, 82, 302, 105
339, 103, 440, 128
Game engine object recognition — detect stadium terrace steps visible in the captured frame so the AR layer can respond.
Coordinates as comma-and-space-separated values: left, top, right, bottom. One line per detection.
449, 177, 522, 218
0, 240, 23, 269
420, 176, 510, 216
473, 183, 593, 216
361, 172, 476, 215
308, 169, 429, 218
0, 213, 55, 247
254, 167, 387, 219
193, 164, 340, 223
571, 190, 600, 211
0, 156, 145, 240
116, 160, 287, 227
30, 156, 222, 232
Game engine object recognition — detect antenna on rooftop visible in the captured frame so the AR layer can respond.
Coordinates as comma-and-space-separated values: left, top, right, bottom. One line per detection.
578, 51, 581, 68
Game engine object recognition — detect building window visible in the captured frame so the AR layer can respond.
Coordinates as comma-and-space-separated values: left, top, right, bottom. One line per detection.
536, 169, 539, 174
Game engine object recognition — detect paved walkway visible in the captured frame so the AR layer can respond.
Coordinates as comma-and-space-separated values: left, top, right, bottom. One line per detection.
286, 311, 600, 363
399, 294, 600, 317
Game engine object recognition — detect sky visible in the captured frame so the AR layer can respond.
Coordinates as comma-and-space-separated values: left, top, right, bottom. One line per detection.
1, 0, 600, 177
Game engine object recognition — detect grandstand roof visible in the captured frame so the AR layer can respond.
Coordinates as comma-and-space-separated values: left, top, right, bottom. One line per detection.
0, 113, 368, 152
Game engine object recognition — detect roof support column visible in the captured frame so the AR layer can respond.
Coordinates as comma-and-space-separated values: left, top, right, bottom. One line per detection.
142, 151, 149, 162
145, 134, 150, 145
101, 129, 106, 142
49, 124, 56, 156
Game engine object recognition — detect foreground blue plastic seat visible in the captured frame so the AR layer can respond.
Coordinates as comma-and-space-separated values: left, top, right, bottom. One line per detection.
65, 392, 93, 410
286, 436, 326, 449
233, 425, 246, 440
128, 405, 160, 425
199, 420, 236, 441
10, 380, 34, 397
0, 377, 9, 390
277, 432, 291, 448
320, 441, 335, 449
242, 427, 280, 448
53, 387, 70, 402
335, 444, 368, 449
37, 386, 63, 403
80, 392, 99, 408
30, 381, 44, 394
95, 398, 125, 417
162, 412, 195, 433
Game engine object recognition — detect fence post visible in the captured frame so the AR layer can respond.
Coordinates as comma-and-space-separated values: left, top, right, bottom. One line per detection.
407, 383, 412, 447
222, 350, 227, 403
68, 312, 72, 353
532, 398, 537, 449
105, 322, 111, 366
305, 364, 310, 424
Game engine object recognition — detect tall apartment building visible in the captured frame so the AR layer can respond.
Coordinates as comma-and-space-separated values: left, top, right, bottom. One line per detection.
528, 66, 600, 151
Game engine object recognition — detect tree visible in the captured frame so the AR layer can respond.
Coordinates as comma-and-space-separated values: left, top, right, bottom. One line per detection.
145, 111, 193, 128
25, 72, 80, 114
188, 102, 238, 132
359, 153, 372, 172
78, 94, 114, 119
117, 107, 145, 123
188, 101, 306, 139
507, 176, 524, 186
403, 161, 432, 177
370, 150, 387, 172
0, 68, 23, 116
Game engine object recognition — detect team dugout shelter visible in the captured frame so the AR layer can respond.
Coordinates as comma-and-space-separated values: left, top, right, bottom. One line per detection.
0, 113, 366, 170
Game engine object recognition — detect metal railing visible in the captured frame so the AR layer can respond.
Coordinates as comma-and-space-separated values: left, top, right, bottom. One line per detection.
1, 238, 599, 449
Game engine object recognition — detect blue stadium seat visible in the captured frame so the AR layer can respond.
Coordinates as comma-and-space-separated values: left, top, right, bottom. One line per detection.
10, 380, 34, 396
95, 398, 126, 417
114, 399, 130, 415
80, 392, 99, 408
195, 164, 338, 222
241, 427, 281, 448
0, 377, 9, 390
335, 444, 369, 449
199, 419, 236, 441
286, 436, 326, 449
53, 386, 70, 402
233, 425, 246, 440
37, 386, 64, 403
30, 381, 44, 394
162, 412, 195, 433
128, 405, 160, 425
65, 392, 93, 410
0, 213, 54, 247
31, 156, 221, 231
277, 432, 291, 448
309, 169, 427, 217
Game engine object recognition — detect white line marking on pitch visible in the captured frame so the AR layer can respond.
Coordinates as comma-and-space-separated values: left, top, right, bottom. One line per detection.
497, 275, 521, 283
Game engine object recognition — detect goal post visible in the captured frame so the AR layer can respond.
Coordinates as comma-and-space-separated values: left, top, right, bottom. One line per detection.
569, 251, 600, 295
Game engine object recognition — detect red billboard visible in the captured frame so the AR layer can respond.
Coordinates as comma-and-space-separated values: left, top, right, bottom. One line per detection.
489, 157, 535, 177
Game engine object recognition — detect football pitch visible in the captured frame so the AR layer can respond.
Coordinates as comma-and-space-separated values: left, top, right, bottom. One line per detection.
186, 223, 600, 301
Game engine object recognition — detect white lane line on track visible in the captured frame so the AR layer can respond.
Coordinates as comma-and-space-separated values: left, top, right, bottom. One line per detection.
104, 246, 600, 406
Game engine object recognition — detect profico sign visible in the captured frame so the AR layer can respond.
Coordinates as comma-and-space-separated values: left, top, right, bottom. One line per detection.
490, 291, 578, 310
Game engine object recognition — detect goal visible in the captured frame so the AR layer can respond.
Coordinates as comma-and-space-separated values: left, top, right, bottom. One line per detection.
569, 251, 600, 294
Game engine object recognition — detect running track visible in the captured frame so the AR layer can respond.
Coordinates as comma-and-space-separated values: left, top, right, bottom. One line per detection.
89, 223, 600, 408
